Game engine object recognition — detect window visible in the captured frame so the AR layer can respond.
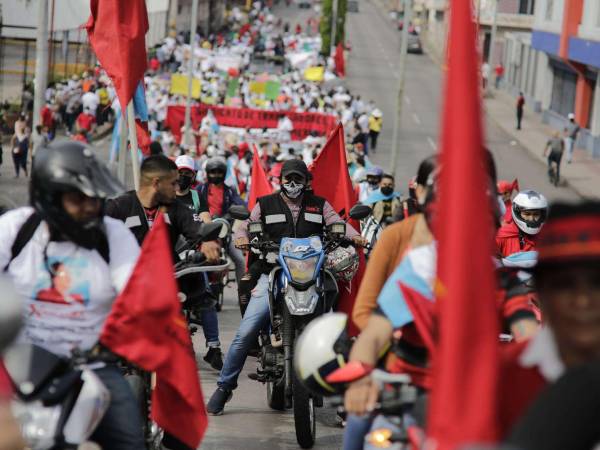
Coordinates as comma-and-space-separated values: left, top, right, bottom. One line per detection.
550, 64, 577, 117
545, 0, 555, 21
519, 0, 535, 15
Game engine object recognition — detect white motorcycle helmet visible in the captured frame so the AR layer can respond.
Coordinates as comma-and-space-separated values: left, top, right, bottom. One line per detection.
294, 313, 352, 397
512, 190, 548, 235
325, 245, 359, 282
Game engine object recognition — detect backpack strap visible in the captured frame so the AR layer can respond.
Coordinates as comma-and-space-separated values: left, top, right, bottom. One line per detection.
191, 189, 200, 214
4, 212, 43, 272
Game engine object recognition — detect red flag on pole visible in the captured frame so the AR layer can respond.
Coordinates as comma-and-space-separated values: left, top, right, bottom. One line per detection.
334, 42, 346, 78
426, 0, 500, 447
100, 214, 208, 449
85, 0, 149, 110
310, 123, 363, 336
248, 145, 273, 210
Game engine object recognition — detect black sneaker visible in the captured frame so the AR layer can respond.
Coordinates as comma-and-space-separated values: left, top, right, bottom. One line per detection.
204, 347, 223, 371
207, 387, 232, 415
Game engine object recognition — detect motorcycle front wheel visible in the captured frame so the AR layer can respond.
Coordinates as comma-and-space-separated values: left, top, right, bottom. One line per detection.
293, 371, 316, 448
267, 375, 285, 411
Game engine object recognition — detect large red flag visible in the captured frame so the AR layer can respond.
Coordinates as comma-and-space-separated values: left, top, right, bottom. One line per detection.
426, 0, 500, 447
310, 123, 363, 336
85, 0, 149, 110
100, 214, 208, 449
248, 145, 273, 210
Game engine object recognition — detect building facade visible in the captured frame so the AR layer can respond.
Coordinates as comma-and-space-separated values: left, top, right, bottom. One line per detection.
527, 0, 600, 156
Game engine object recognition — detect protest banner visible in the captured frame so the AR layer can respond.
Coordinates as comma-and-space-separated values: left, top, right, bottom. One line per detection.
166, 104, 337, 142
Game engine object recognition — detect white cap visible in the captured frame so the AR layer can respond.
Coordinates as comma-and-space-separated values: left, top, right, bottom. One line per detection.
568, 112, 575, 120
372, 109, 382, 118
175, 155, 195, 172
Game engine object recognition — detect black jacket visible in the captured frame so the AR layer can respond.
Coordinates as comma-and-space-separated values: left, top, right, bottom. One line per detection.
258, 192, 326, 242
105, 190, 203, 249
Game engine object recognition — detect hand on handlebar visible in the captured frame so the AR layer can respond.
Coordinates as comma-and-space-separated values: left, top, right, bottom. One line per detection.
235, 236, 250, 250
200, 241, 221, 263
344, 376, 379, 416
352, 236, 369, 247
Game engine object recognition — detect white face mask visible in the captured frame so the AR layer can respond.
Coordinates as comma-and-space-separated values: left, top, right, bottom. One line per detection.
282, 181, 305, 199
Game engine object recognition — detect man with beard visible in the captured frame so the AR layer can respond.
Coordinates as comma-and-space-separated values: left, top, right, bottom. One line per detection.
105, 155, 219, 450
105, 155, 219, 262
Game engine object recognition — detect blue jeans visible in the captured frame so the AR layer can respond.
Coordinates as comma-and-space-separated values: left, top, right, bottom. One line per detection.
218, 275, 271, 391
91, 365, 145, 450
343, 414, 374, 450
201, 307, 220, 348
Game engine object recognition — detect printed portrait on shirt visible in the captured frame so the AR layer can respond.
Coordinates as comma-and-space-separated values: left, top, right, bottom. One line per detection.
33, 257, 90, 306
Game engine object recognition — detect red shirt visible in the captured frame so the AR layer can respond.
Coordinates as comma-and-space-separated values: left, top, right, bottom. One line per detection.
496, 220, 536, 257
41, 105, 54, 127
149, 57, 160, 71
207, 184, 225, 217
77, 112, 95, 131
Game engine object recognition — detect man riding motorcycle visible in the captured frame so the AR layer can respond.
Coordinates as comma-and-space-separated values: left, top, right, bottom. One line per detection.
105, 155, 220, 450
197, 156, 246, 286
357, 166, 383, 203
0, 140, 145, 449
206, 159, 366, 415
174, 154, 225, 372
496, 190, 548, 257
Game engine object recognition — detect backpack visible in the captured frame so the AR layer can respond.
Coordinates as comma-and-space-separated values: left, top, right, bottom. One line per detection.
3, 212, 109, 272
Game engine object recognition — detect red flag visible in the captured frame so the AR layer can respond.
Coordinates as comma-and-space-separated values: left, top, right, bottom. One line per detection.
334, 42, 346, 78
135, 119, 152, 156
398, 282, 436, 355
100, 214, 208, 448
426, 0, 500, 447
85, 0, 149, 110
310, 123, 363, 336
248, 145, 273, 210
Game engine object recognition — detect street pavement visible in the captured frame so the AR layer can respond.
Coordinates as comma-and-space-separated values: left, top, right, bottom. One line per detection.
0, 1, 588, 448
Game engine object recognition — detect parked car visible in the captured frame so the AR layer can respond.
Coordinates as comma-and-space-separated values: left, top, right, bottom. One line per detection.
406, 32, 423, 54
348, 0, 359, 13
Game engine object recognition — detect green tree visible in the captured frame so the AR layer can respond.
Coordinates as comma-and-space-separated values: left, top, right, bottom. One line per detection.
320, 0, 347, 56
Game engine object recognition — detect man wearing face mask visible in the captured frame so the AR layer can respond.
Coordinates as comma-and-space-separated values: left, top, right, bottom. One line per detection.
361, 173, 402, 226
105, 155, 220, 262
197, 157, 246, 285
174, 155, 207, 219
356, 166, 383, 203
206, 159, 366, 415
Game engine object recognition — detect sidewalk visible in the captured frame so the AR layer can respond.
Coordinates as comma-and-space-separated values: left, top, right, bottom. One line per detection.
484, 90, 600, 199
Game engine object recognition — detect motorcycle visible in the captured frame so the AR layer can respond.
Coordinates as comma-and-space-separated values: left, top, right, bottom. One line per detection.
229, 204, 371, 449
327, 367, 426, 450
4, 344, 112, 450
125, 220, 228, 449
208, 217, 236, 312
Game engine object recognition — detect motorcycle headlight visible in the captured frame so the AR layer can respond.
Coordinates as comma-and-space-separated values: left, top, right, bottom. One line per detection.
11, 400, 61, 449
284, 285, 319, 315
284, 256, 318, 284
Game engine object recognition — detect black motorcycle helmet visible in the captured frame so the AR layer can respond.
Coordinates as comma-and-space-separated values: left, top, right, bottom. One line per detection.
205, 156, 228, 173
30, 140, 124, 249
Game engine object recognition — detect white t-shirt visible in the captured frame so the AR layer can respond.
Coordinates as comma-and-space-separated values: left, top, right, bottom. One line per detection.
81, 91, 100, 115
0, 207, 140, 357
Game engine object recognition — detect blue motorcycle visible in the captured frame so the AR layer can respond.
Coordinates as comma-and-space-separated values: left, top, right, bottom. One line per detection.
229, 204, 371, 448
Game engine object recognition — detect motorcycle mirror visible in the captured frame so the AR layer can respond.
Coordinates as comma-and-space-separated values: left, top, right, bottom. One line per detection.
199, 222, 224, 241
212, 217, 232, 239
228, 205, 251, 221
0, 276, 23, 354
349, 204, 372, 221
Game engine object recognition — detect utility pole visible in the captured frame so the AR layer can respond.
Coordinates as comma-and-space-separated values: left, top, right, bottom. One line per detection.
33, 0, 49, 128
486, 0, 499, 97
183, 0, 199, 151
389, 0, 412, 177
330, 0, 339, 57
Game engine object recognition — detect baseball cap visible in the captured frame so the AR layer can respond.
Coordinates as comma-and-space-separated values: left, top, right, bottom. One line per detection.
281, 159, 309, 178
568, 113, 575, 120
175, 155, 195, 172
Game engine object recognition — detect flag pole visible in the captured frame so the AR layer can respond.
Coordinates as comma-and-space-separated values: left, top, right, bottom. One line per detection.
118, 108, 128, 183
126, 100, 141, 190
183, 0, 199, 151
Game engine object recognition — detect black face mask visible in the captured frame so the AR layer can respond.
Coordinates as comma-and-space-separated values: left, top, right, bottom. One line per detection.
380, 186, 394, 196
208, 175, 225, 185
177, 175, 194, 191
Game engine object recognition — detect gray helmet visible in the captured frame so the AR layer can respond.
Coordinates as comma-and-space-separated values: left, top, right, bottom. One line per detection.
31, 140, 124, 249
205, 157, 227, 173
